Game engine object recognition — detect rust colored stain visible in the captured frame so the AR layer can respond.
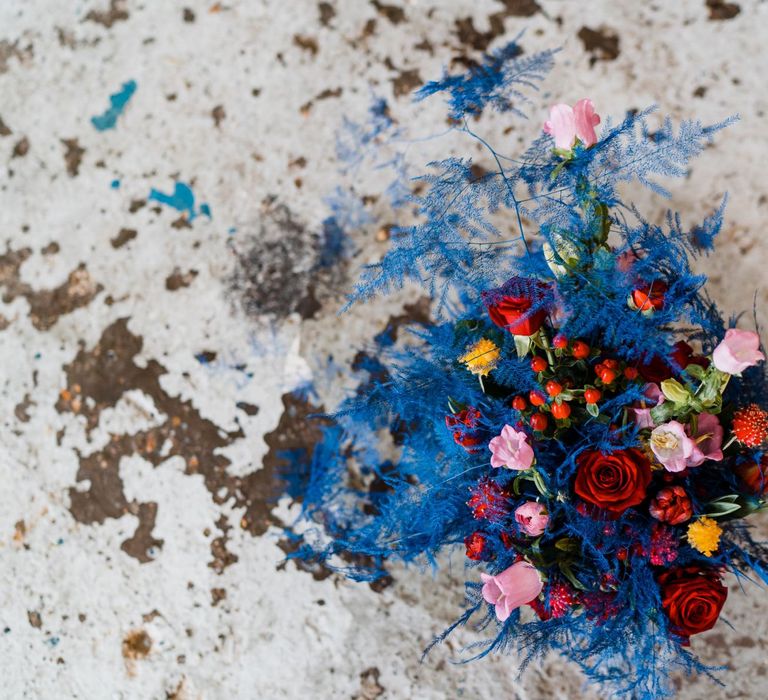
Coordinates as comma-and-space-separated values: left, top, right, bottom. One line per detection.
0, 248, 102, 330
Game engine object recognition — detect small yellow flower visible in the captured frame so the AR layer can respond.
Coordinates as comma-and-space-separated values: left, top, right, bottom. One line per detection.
459, 338, 500, 377
686, 516, 722, 557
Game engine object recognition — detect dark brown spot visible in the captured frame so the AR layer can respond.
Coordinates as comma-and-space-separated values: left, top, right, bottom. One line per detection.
0, 115, 11, 136
577, 26, 620, 66
14, 394, 33, 423
61, 138, 85, 177
389, 66, 422, 98
212, 105, 226, 128
171, 215, 192, 229
318, 2, 335, 26
182, 7, 195, 22
371, 0, 406, 24
293, 35, 319, 56
165, 268, 198, 290
355, 667, 385, 699
27, 611, 42, 629
122, 629, 152, 660
693, 85, 707, 98
236, 401, 259, 416
0, 249, 102, 330
128, 198, 146, 213
706, 0, 740, 20
85, 0, 129, 28
209, 515, 238, 574
12, 136, 29, 158
0, 39, 34, 74
121, 502, 164, 563
41, 242, 60, 255
211, 588, 227, 606
111, 228, 137, 249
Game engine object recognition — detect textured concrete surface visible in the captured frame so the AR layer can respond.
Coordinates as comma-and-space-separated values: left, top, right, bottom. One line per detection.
2, 1, 768, 698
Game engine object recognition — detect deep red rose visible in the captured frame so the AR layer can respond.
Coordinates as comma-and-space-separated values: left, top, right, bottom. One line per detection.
735, 458, 768, 496
649, 486, 693, 525
670, 341, 710, 372
632, 280, 668, 312
658, 566, 728, 640
482, 277, 550, 336
574, 448, 652, 514
639, 354, 673, 383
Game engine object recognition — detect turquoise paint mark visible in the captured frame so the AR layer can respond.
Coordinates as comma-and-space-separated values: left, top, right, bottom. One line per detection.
91, 80, 137, 131
148, 181, 212, 222
110, 179, 121, 189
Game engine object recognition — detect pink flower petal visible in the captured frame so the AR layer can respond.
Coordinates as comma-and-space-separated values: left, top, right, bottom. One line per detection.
573, 98, 601, 147
543, 104, 576, 150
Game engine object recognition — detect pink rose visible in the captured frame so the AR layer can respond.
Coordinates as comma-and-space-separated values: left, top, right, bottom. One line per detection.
712, 329, 765, 374
650, 421, 695, 472
543, 99, 601, 150
481, 561, 543, 622
686, 413, 724, 467
629, 383, 665, 429
515, 501, 549, 536
488, 424, 534, 470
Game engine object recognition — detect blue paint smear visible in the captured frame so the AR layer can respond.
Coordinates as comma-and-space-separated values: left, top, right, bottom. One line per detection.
110, 179, 121, 189
91, 80, 137, 131
148, 181, 212, 222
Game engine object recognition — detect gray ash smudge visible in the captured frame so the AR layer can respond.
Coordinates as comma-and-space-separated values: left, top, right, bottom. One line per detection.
706, 0, 741, 20
227, 203, 348, 321
577, 26, 621, 66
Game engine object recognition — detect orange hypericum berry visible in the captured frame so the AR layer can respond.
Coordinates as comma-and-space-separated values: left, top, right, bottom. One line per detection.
545, 380, 563, 397
623, 366, 639, 380
553, 334, 568, 349
603, 359, 620, 370
530, 412, 548, 431
529, 390, 547, 407
599, 368, 618, 384
552, 401, 571, 419
572, 341, 590, 359
584, 388, 601, 404
512, 396, 528, 411
732, 404, 768, 447
531, 356, 548, 372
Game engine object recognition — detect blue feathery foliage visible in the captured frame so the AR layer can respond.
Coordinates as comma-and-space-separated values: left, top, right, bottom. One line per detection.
288, 37, 767, 700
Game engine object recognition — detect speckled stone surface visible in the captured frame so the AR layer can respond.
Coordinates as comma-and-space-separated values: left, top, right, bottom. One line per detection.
1, 1, 767, 698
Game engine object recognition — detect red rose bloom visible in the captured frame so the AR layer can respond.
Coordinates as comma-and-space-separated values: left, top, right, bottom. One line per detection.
574, 448, 652, 514
658, 566, 728, 640
649, 486, 693, 525
482, 277, 550, 336
670, 341, 709, 372
632, 280, 668, 312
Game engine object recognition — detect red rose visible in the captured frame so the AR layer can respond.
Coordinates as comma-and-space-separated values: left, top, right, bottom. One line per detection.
482, 277, 550, 336
631, 280, 667, 311
658, 566, 728, 640
574, 448, 652, 514
670, 341, 709, 372
649, 486, 693, 525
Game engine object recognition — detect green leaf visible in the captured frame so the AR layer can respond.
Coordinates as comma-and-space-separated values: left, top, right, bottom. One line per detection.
555, 537, 579, 553
684, 364, 706, 380
586, 402, 600, 418
660, 379, 690, 404
531, 468, 549, 497
514, 335, 531, 358
558, 562, 586, 591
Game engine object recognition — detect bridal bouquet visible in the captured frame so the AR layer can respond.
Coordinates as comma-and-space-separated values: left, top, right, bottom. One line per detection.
295, 41, 768, 698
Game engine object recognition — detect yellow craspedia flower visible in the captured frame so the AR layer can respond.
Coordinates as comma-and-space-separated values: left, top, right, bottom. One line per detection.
686, 516, 722, 557
459, 338, 500, 377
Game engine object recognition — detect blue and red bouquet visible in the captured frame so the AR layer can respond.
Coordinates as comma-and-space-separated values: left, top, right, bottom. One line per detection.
295, 42, 768, 698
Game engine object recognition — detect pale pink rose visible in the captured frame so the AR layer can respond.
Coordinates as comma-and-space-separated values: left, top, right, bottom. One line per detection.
573, 98, 601, 147
629, 383, 665, 429
515, 501, 549, 536
543, 103, 577, 150
686, 413, 724, 467
488, 424, 534, 470
712, 329, 765, 374
650, 421, 695, 472
481, 561, 543, 622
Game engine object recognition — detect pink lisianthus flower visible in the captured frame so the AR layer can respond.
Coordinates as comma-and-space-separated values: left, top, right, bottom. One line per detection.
488, 424, 534, 470
481, 561, 544, 622
712, 329, 765, 374
629, 383, 665, 429
686, 413, 724, 467
650, 421, 695, 472
514, 501, 549, 536
543, 99, 601, 150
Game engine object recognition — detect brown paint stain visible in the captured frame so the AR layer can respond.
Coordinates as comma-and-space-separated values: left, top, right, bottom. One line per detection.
85, 0, 129, 28
211, 104, 226, 127
318, 2, 335, 26
293, 35, 319, 57
121, 502, 164, 563
11, 136, 29, 158
0, 248, 102, 330
354, 666, 385, 700
454, 0, 540, 52
61, 138, 85, 177
165, 268, 198, 290
371, 1, 406, 25
111, 228, 137, 249
577, 26, 621, 66
122, 629, 152, 675
706, 0, 741, 20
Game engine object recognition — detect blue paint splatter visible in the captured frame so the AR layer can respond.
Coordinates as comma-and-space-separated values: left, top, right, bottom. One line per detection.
148, 181, 212, 222
91, 80, 137, 131
110, 179, 121, 189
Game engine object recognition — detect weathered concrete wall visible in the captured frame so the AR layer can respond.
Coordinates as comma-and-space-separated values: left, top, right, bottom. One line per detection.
1, 1, 767, 698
